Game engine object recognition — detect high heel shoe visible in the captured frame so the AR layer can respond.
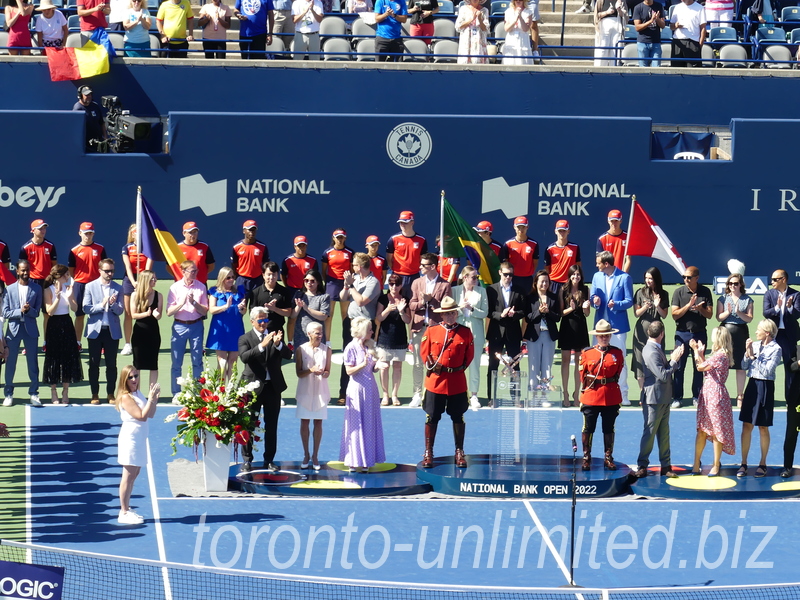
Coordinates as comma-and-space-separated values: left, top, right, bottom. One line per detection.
708, 464, 720, 477
572, 392, 580, 407
562, 394, 571, 408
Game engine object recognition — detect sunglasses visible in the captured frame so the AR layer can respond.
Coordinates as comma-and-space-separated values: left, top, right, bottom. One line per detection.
225, 276, 234, 280
128, 374, 139, 380
682, 275, 695, 280
101, 269, 114, 274
304, 279, 316, 283
257, 318, 270, 324
501, 272, 513, 277
728, 281, 741, 286
772, 277, 785, 282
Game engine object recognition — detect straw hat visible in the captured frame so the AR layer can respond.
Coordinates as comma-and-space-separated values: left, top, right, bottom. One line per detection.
433, 296, 459, 313
36, 1, 58, 10
589, 319, 619, 336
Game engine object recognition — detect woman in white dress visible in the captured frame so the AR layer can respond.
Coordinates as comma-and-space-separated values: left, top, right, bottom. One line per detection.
455, 0, 489, 64
295, 321, 331, 470
116, 364, 160, 525
502, 0, 533, 65
452, 265, 488, 408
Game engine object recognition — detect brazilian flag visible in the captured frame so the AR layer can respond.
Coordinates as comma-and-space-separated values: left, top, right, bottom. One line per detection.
442, 198, 501, 284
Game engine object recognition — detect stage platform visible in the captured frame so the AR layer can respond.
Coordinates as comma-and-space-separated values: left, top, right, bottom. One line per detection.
632, 465, 800, 500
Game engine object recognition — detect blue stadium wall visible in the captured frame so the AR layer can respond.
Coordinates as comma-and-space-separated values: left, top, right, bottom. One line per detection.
0, 61, 798, 284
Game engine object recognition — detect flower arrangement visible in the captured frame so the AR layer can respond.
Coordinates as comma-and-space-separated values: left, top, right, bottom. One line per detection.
165, 364, 261, 456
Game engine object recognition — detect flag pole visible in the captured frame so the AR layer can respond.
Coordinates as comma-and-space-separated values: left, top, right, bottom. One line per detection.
622, 194, 636, 266
136, 186, 142, 265
440, 190, 445, 258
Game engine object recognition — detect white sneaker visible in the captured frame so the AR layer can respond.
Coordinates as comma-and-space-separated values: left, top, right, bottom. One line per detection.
670, 400, 682, 409
3, 396, 12, 407
621, 396, 631, 406
171, 394, 182, 405
30, 395, 42, 407
574, 4, 590, 12
118, 510, 144, 524
281, 398, 286, 407
469, 394, 481, 411
120, 343, 133, 356
409, 393, 423, 408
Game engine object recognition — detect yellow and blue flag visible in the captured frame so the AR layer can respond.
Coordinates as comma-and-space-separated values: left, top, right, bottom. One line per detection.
140, 195, 186, 281
442, 197, 501, 284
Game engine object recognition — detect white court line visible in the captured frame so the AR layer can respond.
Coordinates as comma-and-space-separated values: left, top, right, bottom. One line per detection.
146, 438, 173, 600
25, 405, 32, 562
522, 499, 585, 600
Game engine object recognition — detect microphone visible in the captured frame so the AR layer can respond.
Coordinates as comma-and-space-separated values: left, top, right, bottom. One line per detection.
571, 435, 577, 453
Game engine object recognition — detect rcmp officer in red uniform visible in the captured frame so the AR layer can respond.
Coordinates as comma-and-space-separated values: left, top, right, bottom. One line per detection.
420, 296, 475, 469
579, 319, 624, 471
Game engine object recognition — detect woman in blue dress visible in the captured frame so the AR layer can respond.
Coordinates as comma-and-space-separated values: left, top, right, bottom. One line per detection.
206, 266, 247, 381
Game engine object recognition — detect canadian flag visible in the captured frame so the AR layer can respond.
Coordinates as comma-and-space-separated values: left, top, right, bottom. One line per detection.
626, 200, 687, 275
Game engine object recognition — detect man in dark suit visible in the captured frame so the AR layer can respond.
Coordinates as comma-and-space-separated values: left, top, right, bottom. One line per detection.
2, 260, 43, 406
486, 262, 526, 405
763, 269, 800, 398
634, 321, 684, 478
238, 306, 293, 473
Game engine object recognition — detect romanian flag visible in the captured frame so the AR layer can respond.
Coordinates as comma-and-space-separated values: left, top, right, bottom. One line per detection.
139, 194, 187, 281
45, 41, 109, 82
442, 197, 501, 284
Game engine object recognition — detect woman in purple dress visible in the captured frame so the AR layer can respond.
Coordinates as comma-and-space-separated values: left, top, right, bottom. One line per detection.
340, 316, 389, 472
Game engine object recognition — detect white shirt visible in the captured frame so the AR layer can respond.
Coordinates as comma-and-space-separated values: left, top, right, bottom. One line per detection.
292, 0, 323, 33
672, 1, 706, 41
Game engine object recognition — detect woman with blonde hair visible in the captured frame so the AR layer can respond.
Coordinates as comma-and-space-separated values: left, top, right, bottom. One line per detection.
121, 224, 152, 356
339, 316, 388, 472
115, 365, 160, 524
452, 265, 487, 409
206, 266, 247, 381
689, 326, 735, 477
295, 321, 331, 470
130, 270, 162, 388
42, 264, 82, 404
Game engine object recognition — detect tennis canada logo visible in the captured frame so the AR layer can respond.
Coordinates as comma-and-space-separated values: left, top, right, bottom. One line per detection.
386, 123, 432, 169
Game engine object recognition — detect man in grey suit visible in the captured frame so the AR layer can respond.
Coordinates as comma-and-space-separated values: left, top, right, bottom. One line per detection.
634, 320, 684, 478
83, 258, 124, 404
2, 260, 43, 407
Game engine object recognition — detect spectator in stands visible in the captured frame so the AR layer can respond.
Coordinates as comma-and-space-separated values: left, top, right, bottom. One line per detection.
365, 235, 388, 283
115, 365, 159, 524
455, 0, 489, 64
35, 1, 69, 49
408, 252, 451, 407
387, 211, 427, 296
20, 220, 57, 290
526, 0, 540, 59
500, 216, 538, 294
77, 0, 110, 34
198, 0, 232, 58
272, 0, 294, 39
346, 0, 373, 12
122, 0, 153, 57
84, 258, 124, 405
374, 0, 408, 61
234, 0, 274, 59
42, 264, 83, 405
166, 260, 209, 403
670, 0, 706, 67
632, 0, 665, 66
178, 222, 215, 284
6, 0, 34, 55
375, 273, 411, 406
68, 221, 107, 349
321, 228, 354, 341
157, 0, 194, 58
705, 0, 734, 26
2, 260, 42, 408
408, 0, 438, 45
121, 223, 152, 356
502, 0, 533, 65
109, 0, 128, 30
597, 209, 631, 272
231, 220, 269, 298
206, 266, 246, 381
544, 219, 580, 296
593, 0, 625, 66
292, 0, 324, 59
73, 86, 107, 152
292, 269, 330, 348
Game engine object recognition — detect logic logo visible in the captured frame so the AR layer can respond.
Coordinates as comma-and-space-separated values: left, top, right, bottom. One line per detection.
386, 123, 432, 169
180, 174, 227, 216
0, 561, 64, 600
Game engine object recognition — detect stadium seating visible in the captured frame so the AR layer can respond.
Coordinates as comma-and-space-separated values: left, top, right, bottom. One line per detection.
623, 24, 636, 40
717, 43, 748, 67
791, 27, 800, 43
355, 37, 375, 60
67, 14, 80, 31
322, 37, 351, 60
148, 33, 163, 58
403, 38, 429, 61
432, 38, 458, 61
708, 26, 738, 45
351, 18, 377, 44
0, 31, 7, 55
0, 14, 5, 31
620, 41, 638, 66
490, 1, 509, 15
660, 26, 672, 40
437, 0, 455, 14
320, 15, 347, 42
754, 26, 788, 61
266, 36, 286, 58
781, 5, 800, 32
762, 43, 793, 67
433, 18, 456, 39
493, 21, 505, 39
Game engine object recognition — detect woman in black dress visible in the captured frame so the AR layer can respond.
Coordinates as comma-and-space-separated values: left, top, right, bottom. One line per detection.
42, 264, 83, 404
374, 274, 411, 406
130, 270, 162, 389
631, 266, 669, 391
558, 264, 590, 406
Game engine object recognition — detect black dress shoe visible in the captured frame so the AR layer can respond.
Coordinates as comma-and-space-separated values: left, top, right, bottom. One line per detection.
240, 461, 252, 473
661, 467, 678, 478
781, 468, 794, 478
634, 467, 648, 478
267, 462, 279, 472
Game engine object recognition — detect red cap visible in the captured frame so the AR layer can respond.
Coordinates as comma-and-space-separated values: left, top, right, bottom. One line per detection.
31, 219, 47, 230
294, 235, 307, 245
333, 229, 347, 237
243, 220, 258, 229
607, 209, 622, 221
183, 221, 199, 232
514, 216, 528, 227
397, 210, 414, 223
474, 220, 493, 233
365, 235, 380, 245
555, 219, 569, 230
79, 221, 95, 232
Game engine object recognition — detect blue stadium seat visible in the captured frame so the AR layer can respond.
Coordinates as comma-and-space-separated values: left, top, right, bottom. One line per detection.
490, 1, 508, 15
67, 14, 81, 31
660, 26, 672, 41
755, 25, 787, 43
780, 5, 800, 32
791, 27, 800, 43
623, 24, 636, 40
437, 0, 454, 14
708, 26, 737, 44
0, 14, 6, 30
147, 0, 160, 8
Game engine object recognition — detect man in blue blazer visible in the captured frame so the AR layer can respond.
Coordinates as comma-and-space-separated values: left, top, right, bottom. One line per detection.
2, 260, 42, 406
590, 250, 634, 404
83, 258, 124, 404
763, 269, 800, 397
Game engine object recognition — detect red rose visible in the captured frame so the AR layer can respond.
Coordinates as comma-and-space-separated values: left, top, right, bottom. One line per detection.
234, 425, 242, 432
198, 377, 206, 384
217, 404, 225, 412
215, 433, 222, 440
254, 436, 261, 442
220, 386, 226, 393
238, 402, 245, 409
194, 408, 204, 417
212, 395, 219, 402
